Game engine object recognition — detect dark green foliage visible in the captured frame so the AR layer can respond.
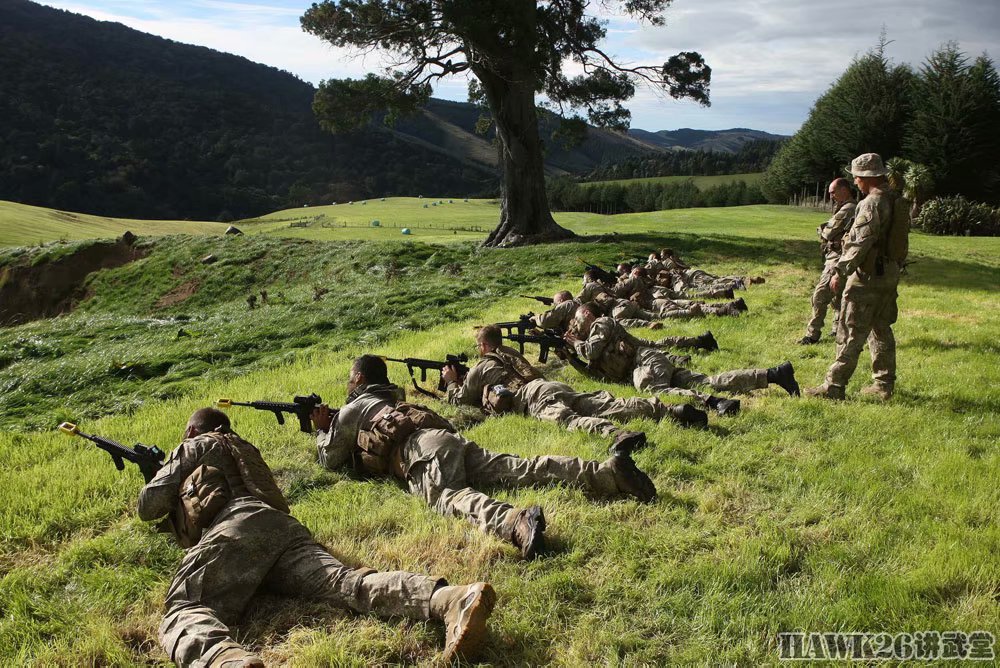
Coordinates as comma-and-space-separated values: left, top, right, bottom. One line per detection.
904, 46, 1000, 203
762, 44, 914, 203
0, 0, 489, 220
586, 140, 783, 181
547, 178, 765, 214
916, 196, 1000, 237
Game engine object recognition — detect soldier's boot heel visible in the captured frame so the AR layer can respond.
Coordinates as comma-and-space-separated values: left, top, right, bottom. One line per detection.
668, 404, 709, 429
608, 453, 657, 503
860, 384, 893, 401
510, 505, 546, 559
433, 582, 497, 661
767, 361, 801, 396
209, 648, 265, 668
706, 396, 741, 416
609, 430, 647, 457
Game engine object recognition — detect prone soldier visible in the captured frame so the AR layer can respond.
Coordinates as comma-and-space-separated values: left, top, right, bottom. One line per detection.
566, 303, 801, 415
139, 408, 495, 667
443, 325, 709, 444
313, 355, 658, 561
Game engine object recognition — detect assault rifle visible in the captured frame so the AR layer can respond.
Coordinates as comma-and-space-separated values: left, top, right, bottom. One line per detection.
58, 422, 165, 483
502, 328, 569, 363
217, 393, 324, 433
577, 257, 618, 286
495, 313, 536, 339
520, 294, 554, 306
383, 354, 470, 396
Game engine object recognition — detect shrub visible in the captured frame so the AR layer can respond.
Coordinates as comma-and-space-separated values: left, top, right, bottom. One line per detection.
915, 196, 1000, 236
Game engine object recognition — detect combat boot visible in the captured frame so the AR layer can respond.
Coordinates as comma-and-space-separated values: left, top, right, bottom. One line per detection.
689, 303, 704, 316
209, 648, 265, 668
706, 396, 740, 416
731, 297, 748, 312
797, 335, 819, 345
860, 384, 893, 401
803, 384, 845, 400
767, 361, 800, 396
749, 276, 766, 285
696, 331, 719, 351
646, 321, 664, 330
508, 505, 545, 559
431, 582, 497, 661
608, 453, 657, 503
609, 430, 647, 457
666, 403, 709, 429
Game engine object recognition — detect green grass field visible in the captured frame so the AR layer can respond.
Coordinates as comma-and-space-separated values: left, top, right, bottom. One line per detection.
1, 202, 998, 665
582, 172, 764, 189
0, 200, 226, 247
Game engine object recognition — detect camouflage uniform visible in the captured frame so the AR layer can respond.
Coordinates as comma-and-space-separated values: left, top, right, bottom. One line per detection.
447, 345, 674, 437
536, 297, 702, 330
139, 432, 441, 668
824, 185, 899, 393
318, 385, 625, 543
573, 317, 769, 402
804, 199, 856, 340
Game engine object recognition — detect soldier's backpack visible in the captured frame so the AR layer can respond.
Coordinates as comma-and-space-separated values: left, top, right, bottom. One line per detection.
480, 349, 544, 414
883, 193, 911, 267
356, 402, 455, 478
172, 431, 290, 548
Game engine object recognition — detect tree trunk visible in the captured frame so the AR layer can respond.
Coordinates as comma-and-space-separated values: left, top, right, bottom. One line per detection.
477, 70, 575, 247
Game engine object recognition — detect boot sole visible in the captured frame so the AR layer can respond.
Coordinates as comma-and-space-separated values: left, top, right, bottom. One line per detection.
521, 506, 546, 560
443, 583, 497, 662
673, 404, 709, 429
612, 455, 657, 503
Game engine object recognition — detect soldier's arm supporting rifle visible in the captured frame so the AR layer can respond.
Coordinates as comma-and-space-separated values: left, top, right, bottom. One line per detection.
382, 354, 470, 395
216, 393, 326, 433
519, 294, 554, 306
58, 422, 165, 483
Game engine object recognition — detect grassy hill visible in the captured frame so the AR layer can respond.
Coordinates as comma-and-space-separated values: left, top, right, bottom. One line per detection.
583, 172, 765, 189
0, 200, 226, 247
1, 204, 998, 664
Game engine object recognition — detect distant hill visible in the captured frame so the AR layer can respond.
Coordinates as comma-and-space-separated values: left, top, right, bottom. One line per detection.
628, 128, 788, 153
0, 0, 785, 221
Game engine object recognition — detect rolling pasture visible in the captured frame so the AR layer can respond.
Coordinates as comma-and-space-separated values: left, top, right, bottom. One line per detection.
1, 200, 998, 665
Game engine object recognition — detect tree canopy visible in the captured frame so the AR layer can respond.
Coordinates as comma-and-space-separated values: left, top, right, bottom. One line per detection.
302, 0, 711, 246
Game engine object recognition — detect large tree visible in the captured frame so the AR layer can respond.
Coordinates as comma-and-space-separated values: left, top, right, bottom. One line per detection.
761, 40, 914, 204
301, 0, 711, 246
904, 44, 1000, 203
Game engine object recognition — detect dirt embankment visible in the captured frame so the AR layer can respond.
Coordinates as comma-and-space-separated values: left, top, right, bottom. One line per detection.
0, 237, 148, 326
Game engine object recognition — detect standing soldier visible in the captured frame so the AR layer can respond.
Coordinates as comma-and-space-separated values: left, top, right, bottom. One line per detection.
806, 153, 906, 400
140, 408, 495, 667
799, 178, 856, 344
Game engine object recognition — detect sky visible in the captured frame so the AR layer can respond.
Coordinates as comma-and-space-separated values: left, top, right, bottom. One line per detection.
37, 0, 1000, 135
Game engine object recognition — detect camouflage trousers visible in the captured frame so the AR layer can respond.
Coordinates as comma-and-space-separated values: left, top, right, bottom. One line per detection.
631, 347, 768, 402
825, 269, 899, 391
650, 298, 702, 320
402, 429, 620, 541
160, 498, 441, 668
515, 378, 671, 437
805, 260, 846, 340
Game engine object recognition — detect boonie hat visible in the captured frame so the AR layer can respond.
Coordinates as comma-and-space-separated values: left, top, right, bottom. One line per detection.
849, 153, 888, 177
